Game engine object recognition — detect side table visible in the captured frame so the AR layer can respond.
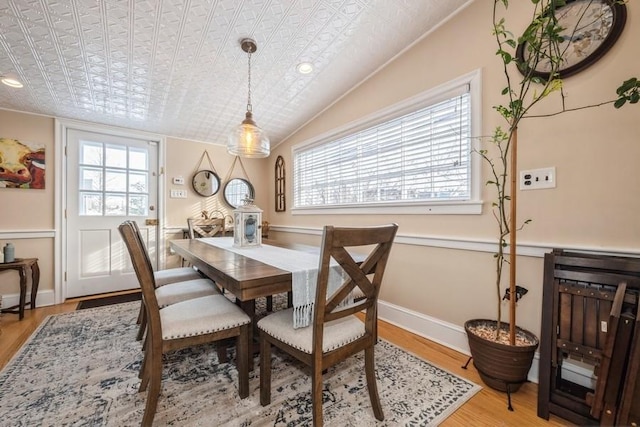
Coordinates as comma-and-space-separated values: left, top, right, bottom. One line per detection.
0, 258, 40, 320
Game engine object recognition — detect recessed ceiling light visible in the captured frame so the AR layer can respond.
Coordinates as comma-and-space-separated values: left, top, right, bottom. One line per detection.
1, 76, 23, 88
296, 62, 314, 74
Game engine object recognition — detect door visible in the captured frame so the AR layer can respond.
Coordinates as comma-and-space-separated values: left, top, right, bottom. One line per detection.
65, 128, 159, 298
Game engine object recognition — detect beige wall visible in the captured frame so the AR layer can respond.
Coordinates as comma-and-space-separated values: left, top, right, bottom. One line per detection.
163, 137, 269, 267
0, 111, 55, 297
266, 1, 640, 336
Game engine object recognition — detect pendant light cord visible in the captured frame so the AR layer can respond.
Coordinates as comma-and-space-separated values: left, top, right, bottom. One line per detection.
247, 46, 253, 113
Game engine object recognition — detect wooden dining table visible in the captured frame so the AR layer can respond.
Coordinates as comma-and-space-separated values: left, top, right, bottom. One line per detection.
169, 238, 316, 321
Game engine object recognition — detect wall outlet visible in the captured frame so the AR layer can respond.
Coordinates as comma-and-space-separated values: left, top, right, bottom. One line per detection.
170, 189, 187, 198
520, 167, 556, 190
172, 176, 184, 185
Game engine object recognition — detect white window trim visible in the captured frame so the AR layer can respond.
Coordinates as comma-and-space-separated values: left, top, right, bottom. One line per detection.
291, 69, 483, 215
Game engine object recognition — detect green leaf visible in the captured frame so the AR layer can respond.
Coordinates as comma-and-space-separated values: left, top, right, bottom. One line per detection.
614, 98, 627, 109
501, 87, 509, 95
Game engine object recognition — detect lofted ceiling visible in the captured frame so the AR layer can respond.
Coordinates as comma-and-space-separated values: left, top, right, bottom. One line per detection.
0, 0, 471, 147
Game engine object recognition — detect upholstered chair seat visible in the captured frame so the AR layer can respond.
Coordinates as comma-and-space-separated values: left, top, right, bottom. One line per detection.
155, 278, 220, 308
160, 294, 250, 340
154, 267, 202, 287
257, 307, 365, 354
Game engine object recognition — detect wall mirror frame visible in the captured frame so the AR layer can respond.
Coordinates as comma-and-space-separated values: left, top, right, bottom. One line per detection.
191, 150, 221, 197
192, 170, 220, 197
223, 178, 255, 209
222, 156, 255, 208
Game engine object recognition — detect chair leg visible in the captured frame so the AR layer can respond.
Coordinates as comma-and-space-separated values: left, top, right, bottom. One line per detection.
259, 334, 272, 406
365, 346, 384, 421
139, 340, 150, 390
136, 300, 144, 325
141, 350, 163, 427
311, 363, 324, 427
237, 324, 250, 399
266, 295, 273, 312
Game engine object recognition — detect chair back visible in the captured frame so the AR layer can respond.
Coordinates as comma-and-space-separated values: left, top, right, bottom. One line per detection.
118, 221, 162, 338
313, 223, 398, 349
187, 218, 226, 239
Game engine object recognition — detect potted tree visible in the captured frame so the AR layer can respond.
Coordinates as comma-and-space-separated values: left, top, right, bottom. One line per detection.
464, 0, 639, 401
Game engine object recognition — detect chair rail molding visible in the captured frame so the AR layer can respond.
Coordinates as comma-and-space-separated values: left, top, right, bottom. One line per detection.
0, 230, 56, 239
270, 225, 640, 258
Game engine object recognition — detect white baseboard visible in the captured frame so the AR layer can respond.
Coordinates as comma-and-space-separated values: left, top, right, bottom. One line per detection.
378, 298, 544, 384
1, 289, 55, 311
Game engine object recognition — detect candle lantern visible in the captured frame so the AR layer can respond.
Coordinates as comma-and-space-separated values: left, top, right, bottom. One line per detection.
233, 196, 262, 248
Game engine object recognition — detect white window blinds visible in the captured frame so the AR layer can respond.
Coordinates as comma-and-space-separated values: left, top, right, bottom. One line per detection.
293, 86, 471, 209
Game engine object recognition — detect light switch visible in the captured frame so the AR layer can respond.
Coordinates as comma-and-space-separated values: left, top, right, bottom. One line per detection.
170, 189, 187, 198
172, 176, 184, 185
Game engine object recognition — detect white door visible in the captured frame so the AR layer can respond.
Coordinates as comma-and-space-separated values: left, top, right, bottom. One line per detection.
65, 128, 159, 298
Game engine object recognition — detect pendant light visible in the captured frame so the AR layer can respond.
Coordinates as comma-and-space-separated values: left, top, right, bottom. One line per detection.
227, 38, 270, 158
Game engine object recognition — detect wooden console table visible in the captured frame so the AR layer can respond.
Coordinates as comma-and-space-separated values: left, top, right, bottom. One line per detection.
0, 258, 40, 320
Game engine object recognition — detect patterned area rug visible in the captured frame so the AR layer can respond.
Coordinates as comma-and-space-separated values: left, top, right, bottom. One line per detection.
0, 301, 480, 426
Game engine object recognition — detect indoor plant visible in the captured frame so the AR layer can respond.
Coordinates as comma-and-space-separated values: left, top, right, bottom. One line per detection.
465, 0, 640, 398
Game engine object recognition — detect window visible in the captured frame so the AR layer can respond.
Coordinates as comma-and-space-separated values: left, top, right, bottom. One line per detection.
78, 141, 150, 216
292, 71, 481, 215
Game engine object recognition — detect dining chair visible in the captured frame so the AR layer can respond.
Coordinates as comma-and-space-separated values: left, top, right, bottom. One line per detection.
187, 217, 226, 238
257, 223, 398, 426
130, 221, 219, 342
119, 221, 251, 426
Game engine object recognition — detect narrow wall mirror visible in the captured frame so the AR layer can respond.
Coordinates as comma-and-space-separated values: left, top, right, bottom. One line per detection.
223, 178, 254, 208
192, 170, 220, 197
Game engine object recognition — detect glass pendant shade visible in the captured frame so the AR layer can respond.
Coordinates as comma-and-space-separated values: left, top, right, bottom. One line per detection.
227, 111, 270, 158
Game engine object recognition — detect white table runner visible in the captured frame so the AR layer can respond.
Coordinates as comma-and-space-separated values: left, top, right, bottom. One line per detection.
199, 237, 348, 328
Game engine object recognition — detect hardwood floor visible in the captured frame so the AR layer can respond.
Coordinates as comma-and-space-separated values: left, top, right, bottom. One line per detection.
0, 298, 572, 426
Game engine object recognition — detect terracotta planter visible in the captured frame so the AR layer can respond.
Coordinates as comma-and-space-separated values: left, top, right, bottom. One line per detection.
465, 319, 539, 392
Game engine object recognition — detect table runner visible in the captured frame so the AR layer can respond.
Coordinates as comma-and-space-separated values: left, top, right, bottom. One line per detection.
199, 237, 347, 328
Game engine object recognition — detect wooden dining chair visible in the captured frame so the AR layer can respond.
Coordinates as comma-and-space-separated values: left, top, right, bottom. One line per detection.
119, 221, 252, 426
258, 223, 398, 426
130, 221, 219, 342
187, 217, 226, 238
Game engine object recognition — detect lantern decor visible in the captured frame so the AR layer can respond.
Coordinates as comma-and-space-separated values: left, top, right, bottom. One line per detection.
233, 195, 263, 248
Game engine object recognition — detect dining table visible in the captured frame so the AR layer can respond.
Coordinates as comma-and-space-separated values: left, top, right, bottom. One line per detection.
169, 237, 319, 323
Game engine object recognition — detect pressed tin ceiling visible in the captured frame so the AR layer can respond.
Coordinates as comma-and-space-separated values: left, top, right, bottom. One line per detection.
0, 0, 470, 147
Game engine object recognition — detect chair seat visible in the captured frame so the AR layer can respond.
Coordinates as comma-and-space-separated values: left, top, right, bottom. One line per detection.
154, 267, 202, 287
257, 307, 365, 354
160, 294, 251, 340
156, 278, 220, 308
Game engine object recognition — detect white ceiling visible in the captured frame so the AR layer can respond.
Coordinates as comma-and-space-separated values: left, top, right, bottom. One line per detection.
0, 0, 470, 147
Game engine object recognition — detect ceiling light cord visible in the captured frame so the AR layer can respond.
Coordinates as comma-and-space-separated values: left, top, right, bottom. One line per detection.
246, 45, 253, 114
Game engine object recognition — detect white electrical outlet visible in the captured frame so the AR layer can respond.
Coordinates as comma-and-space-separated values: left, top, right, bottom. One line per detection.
520, 167, 556, 190
172, 176, 184, 185
170, 189, 187, 198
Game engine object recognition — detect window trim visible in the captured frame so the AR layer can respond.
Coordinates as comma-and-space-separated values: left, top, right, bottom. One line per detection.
291, 69, 483, 215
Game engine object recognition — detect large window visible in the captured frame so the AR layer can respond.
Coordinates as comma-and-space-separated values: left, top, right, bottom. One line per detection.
292, 71, 481, 215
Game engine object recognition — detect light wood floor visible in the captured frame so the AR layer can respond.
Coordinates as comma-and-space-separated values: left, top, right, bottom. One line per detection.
0, 295, 572, 426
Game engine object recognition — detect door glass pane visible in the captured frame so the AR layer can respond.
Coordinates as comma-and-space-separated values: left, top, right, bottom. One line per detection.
80, 141, 103, 165
105, 194, 126, 215
129, 148, 148, 170
105, 145, 127, 168
80, 192, 103, 215
79, 167, 103, 191
105, 170, 126, 192
129, 195, 148, 216
129, 172, 147, 193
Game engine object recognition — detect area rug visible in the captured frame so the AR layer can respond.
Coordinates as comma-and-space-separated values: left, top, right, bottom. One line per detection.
0, 302, 480, 426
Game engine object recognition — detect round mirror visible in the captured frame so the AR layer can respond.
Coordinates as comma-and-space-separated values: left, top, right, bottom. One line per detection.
223, 178, 255, 208
192, 170, 220, 197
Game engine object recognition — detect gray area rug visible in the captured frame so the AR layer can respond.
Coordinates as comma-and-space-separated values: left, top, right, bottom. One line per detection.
0, 301, 480, 426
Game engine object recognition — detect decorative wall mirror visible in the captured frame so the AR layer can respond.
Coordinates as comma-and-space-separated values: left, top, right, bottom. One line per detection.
192, 170, 220, 197
191, 150, 220, 197
222, 156, 256, 208
223, 178, 254, 208
275, 155, 286, 212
